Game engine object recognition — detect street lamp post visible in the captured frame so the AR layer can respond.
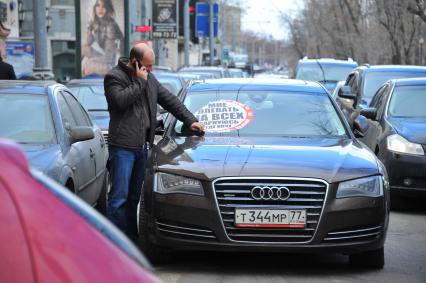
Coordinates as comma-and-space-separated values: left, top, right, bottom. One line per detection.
419, 38, 424, 65
209, 0, 214, 66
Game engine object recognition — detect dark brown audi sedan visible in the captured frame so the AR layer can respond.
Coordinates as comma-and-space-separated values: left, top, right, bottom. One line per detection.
139, 79, 390, 268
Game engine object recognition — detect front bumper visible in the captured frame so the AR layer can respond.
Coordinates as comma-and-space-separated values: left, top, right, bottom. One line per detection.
381, 148, 426, 196
147, 181, 388, 254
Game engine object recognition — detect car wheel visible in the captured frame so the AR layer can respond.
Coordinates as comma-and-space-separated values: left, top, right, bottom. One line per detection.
349, 247, 384, 269
138, 191, 170, 264
95, 170, 109, 215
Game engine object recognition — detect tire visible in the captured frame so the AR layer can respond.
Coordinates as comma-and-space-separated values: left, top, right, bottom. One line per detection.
138, 191, 170, 264
349, 247, 385, 269
95, 170, 109, 215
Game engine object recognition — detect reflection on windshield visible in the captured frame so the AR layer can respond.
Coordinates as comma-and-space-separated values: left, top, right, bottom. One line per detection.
0, 94, 56, 144
364, 71, 426, 99
296, 64, 355, 82
175, 90, 347, 138
68, 85, 108, 111
388, 85, 426, 117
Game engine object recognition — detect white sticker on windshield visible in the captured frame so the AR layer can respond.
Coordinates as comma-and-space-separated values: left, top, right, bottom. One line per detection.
195, 100, 254, 132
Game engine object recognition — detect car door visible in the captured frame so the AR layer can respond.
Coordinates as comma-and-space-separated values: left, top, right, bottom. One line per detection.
361, 84, 390, 151
55, 90, 97, 205
62, 90, 107, 202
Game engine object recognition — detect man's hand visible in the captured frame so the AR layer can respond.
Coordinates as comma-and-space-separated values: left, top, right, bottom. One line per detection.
190, 122, 205, 135
135, 61, 148, 80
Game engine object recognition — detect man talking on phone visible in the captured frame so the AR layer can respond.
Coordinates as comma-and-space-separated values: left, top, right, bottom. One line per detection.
104, 43, 204, 242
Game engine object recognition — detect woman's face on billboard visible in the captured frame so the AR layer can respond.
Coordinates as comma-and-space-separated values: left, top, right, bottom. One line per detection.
95, 0, 107, 19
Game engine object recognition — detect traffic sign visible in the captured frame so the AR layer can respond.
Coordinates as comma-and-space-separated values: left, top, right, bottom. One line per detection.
195, 2, 218, 38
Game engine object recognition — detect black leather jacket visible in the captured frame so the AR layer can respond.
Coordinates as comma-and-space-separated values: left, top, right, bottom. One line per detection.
104, 57, 197, 148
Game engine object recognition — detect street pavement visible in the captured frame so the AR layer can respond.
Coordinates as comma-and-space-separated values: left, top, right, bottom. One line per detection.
154, 198, 426, 283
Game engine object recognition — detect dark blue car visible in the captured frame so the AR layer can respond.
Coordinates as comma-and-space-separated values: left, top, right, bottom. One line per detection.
0, 81, 109, 213
336, 65, 426, 124
355, 78, 426, 205
139, 78, 389, 268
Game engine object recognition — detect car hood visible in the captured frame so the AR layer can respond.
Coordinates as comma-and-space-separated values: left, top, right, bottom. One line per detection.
389, 117, 426, 144
21, 144, 61, 175
155, 136, 379, 184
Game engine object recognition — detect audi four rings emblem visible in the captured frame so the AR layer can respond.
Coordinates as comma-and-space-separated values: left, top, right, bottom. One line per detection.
250, 186, 291, 201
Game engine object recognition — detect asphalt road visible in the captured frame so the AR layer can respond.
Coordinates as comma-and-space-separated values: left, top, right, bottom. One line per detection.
154, 198, 426, 283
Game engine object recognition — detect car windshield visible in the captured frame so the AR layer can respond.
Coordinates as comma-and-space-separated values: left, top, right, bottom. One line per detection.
388, 85, 426, 118
363, 71, 426, 100
68, 85, 108, 111
175, 90, 347, 138
156, 77, 182, 95
0, 93, 56, 144
296, 63, 355, 82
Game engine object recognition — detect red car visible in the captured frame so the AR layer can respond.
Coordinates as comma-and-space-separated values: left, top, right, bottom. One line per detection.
0, 139, 161, 283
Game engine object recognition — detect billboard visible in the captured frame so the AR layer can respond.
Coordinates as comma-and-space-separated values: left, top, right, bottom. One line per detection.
152, 0, 177, 39
5, 41, 35, 79
80, 0, 125, 77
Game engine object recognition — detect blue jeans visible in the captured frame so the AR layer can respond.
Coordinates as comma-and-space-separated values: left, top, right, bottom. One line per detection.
107, 145, 147, 242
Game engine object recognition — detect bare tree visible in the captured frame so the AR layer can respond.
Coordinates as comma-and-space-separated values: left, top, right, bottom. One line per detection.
408, 0, 426, 21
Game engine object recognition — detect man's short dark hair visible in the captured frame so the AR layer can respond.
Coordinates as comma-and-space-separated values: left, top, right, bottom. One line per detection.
130, 47, 144, 61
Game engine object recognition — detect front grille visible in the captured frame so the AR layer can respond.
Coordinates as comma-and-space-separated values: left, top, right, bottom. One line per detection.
156, 219, 217, 241
213, 177, 328, 243
102, 131, 109, 145
323, 225, 382, 243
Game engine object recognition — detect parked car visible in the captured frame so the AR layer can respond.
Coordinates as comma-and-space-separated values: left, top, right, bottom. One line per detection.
228, 68, 244, 78
66, 79, 109, 142
178, 66, 231, 78
152, 72, 185, 95
295, 57, 358, 92
355, 78, 426, 204
0, 81, 109, 213
0, 139, 161, 283
336, 65, 426, 124
139, 78, 390, 268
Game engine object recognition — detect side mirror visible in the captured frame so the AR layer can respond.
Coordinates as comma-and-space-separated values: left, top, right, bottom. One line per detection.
155, 119, 165, 135
338, 85, 356, 99
360, 107, 377, 120
352, 115, 369, 138
69, 126, 95, 144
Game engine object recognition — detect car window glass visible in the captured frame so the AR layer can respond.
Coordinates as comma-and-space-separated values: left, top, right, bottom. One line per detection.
363, 71, 426, 100
0, 93, 56, 144
68, 85, 107, 112
62, 91, 92, 127
57, 91, 77, 130
375, 85, 390, 118
175, 90, 347, 137
369, 85, 386, 107
388, 85, 426, 118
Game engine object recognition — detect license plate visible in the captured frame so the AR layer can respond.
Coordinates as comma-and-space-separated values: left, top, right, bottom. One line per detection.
234, 208, 306, 228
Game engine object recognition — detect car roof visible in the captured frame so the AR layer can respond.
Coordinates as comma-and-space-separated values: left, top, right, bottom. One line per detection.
188, 78, 326, 93
67, 79, 104, 85
299, 58, 358, 66
393, 77, 426, 86
0, 80, 58, 94
180, 66, 227, 71
360, 65, 426, 73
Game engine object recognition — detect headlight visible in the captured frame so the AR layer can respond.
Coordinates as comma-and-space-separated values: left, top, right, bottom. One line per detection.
387, 134, 424, 155
156, 172, 204, 195
337, 176, 383, 198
